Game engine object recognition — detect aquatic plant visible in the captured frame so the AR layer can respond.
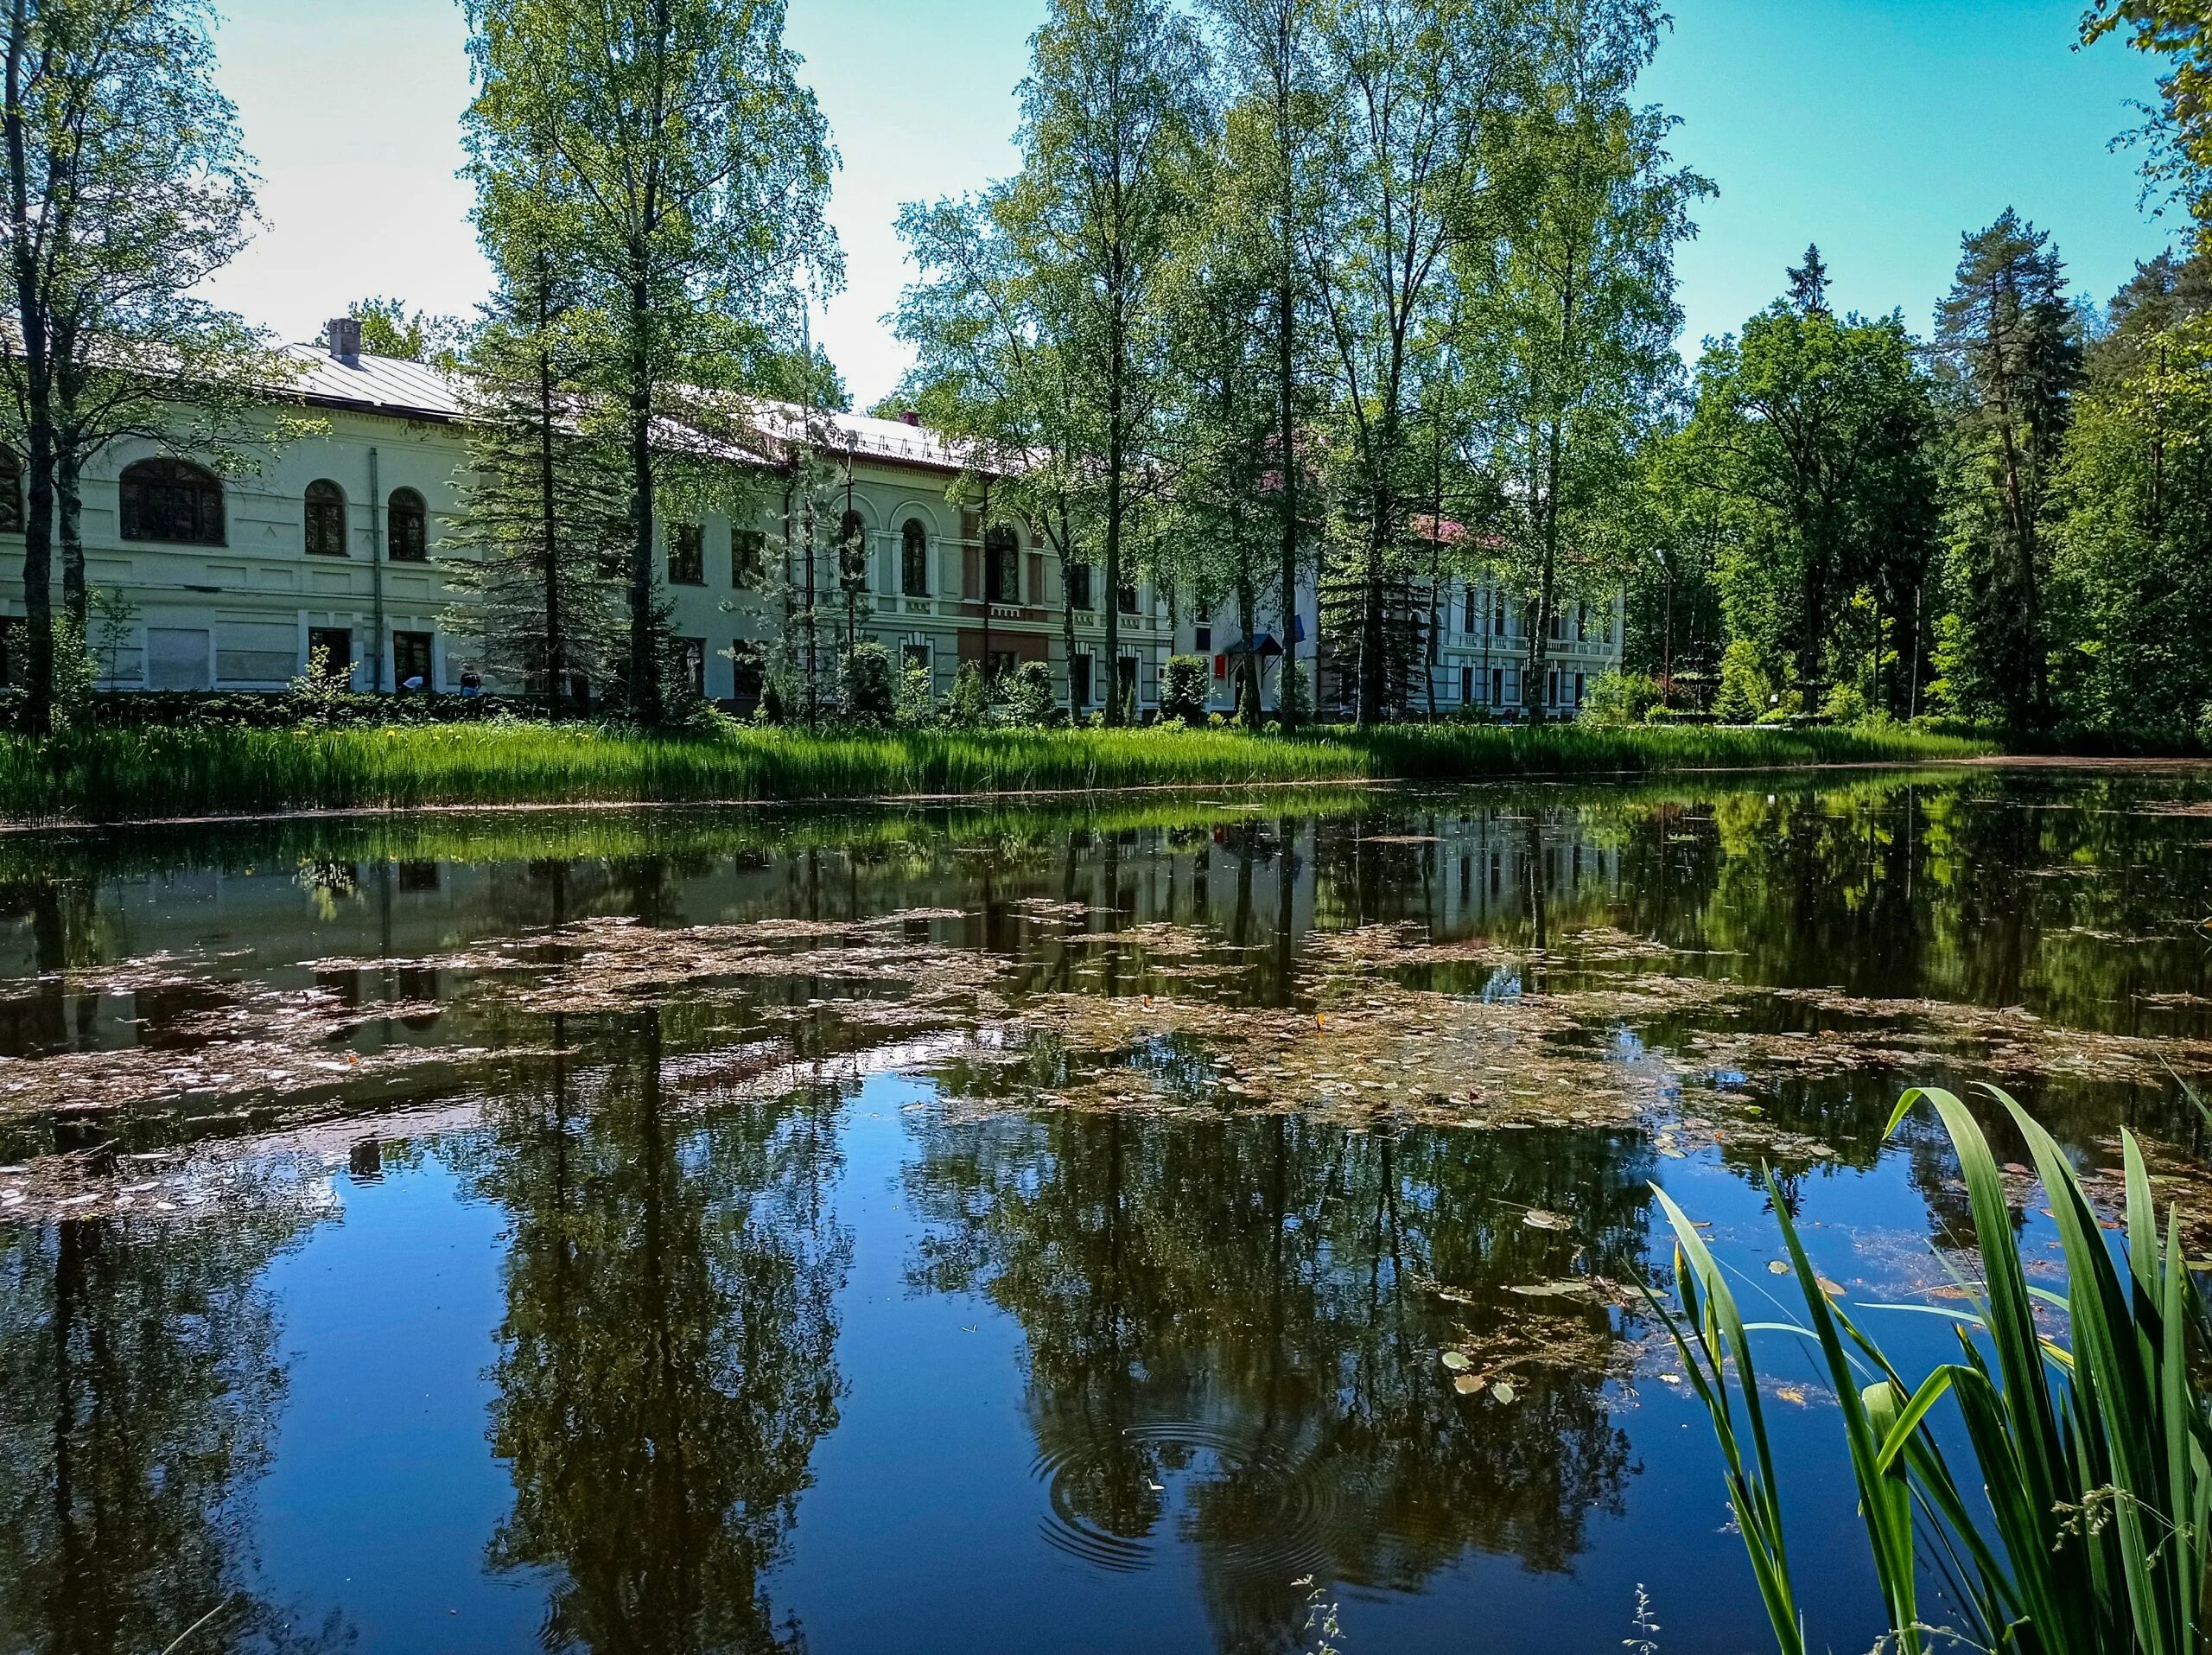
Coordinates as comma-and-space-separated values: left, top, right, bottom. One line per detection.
0, 718, 1987, 823
1653, 1085, 2212, 1655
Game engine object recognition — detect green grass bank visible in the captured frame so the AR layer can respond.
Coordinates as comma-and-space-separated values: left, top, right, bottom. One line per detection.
0, 719, 1993, 824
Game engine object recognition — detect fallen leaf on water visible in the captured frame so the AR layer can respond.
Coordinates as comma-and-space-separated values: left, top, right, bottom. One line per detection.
1491, 1381, 1517, 1404
1452, 1374, 1484, 1395
1440, 1350, 1471, 1372
1767, 1260, 1790, 1276
1776, 1384, 1808, 1406
1522, 1208, 1571, 1232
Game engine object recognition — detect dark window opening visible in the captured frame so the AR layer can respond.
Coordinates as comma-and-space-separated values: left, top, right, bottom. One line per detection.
900, 519, 930, 596
732, 646, 764, 713
839, 510, 868, 593
307, 627, 353, 684
1116, 655, 1137, 705
677, 637, 705, 695
1071, 652, 1092, 709
121, 458, 225, 545
305, 479, 347, 557
393, 629, 434, 691
984, 525, 1019, 604
901, 641, 931, 676
668, 523, 704, 586
1463, 585, 1478, 633
1194, 624, 1211, 653
387, 487, 428, 562
0, 448, 21, 532
1066, 563, 1092, 611
732, 529, 766, 589
1116, 582, 1139, 615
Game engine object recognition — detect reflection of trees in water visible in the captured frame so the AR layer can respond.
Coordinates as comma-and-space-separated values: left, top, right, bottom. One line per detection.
906, 1111, 1652, 1654
462, 1010, 850, 1655
0, 1203, 342, 1655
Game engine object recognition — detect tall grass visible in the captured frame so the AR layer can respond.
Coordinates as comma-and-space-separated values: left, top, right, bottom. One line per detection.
0, 719, 1989, 824
1655, 1085, 2212, 1655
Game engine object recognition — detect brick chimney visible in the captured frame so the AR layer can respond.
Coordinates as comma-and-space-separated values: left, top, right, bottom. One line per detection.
326, 316, 362, 362
898, 409, 919, 427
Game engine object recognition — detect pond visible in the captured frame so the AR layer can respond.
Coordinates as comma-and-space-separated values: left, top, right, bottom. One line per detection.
1, 764, 2209, 1655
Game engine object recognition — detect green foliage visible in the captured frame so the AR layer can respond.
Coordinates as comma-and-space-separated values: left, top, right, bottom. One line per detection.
1930, 210, 2081, 729
1711, 639, 1770, 723
1158, 653, 1211, 724
1655, 1085, 2212, 1655
838, 640, 899, 725
1672, 295, 1939, 695
946, 662, 995, 729
1578, 670, 1660, 726
1004, 659, 1060, 727
0, 721, 1986, 822
1819, 680, 1868, 723
347, 296, 467, 366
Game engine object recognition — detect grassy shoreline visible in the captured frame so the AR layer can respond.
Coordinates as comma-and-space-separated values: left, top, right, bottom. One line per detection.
0, 719, 1994, 824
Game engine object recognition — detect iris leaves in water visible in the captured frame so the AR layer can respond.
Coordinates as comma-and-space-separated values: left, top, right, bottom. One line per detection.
1653, 1085, 2212, 1655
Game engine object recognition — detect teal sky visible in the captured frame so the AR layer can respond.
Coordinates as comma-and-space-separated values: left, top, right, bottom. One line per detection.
202, 0, 2172, 408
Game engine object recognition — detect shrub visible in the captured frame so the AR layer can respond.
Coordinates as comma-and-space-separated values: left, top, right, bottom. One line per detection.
839, 640, 899, 725
897, 660, 936, 727
1820, 680, 1868, 725
1711, 640, 1770, 724
946, 661, 993, 729
1005, 659, 1058, 727
1159, 654, 1210, 724
1580, 670, 1661, 727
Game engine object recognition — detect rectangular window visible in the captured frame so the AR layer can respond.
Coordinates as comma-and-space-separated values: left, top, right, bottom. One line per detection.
731, 529, 766, 589
668, 524, 704, 586
1490, 665, 1503, 705
1066, 563, 1092, 611
677, 637, 705, 694
901, 527, 931, 596
1464, 586, 1478, 633
307, 627, 353, 685
1071, 652, 1092, 709
393, 629, 435, 691
985, 541, 1019, 604
732, 646, 764, 713
1116, 583, 1139, 615
1193, 624, 1211, 652
902, 641, 931, 676
1459, 664, 1473, 703
1493, 595, 1508, 636
1574, 671, 1586, 707
987, 649, 1019, 683
215, 622, 297, 684
1116, 654, 1138, 704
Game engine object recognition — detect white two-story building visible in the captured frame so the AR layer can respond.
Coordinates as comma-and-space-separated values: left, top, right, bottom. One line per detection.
0, 322, 1620, 716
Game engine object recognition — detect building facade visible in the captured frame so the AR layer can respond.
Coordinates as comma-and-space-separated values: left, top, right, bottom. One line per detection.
0, 328, 1621, 716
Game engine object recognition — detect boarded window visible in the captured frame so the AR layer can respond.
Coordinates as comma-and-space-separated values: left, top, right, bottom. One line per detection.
304, 480, 347, 557
121, 459, 224, 546
146, 627, 211, 690
215, 621, 298, 684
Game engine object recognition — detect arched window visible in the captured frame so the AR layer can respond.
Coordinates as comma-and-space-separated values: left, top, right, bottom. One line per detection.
900, 519, 929, 596
387, 487, 428, 562
119, 457, 224, 545
838, 509, 867, 593
0, 448, 20, 532
304, 479, 347, 557
984, 525, 1019, 604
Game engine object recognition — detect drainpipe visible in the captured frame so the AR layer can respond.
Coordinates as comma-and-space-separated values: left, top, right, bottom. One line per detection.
368, 446, 386, 692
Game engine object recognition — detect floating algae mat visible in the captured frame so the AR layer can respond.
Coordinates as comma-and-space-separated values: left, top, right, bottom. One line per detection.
0, 767, 2209, 1653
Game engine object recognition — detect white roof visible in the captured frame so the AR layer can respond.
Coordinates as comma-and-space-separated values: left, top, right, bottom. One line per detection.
280, 342, 983, 475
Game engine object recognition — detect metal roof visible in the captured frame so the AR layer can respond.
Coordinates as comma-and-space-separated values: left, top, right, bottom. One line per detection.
278, 342, 992, 476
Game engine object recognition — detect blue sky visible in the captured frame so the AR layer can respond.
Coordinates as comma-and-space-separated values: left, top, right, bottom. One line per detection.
202, 0, 2173, 408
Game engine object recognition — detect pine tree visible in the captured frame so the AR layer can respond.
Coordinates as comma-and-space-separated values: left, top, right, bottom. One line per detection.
1932, 209, 2080, 728
443, 264, 628, 710
1786, 244, 1831, 314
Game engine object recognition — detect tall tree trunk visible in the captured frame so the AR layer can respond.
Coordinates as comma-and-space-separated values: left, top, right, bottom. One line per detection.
1236, 576, 1262, 722
6, 0, 54, 733
533, 268, 566, 716
626, 267, 660, 726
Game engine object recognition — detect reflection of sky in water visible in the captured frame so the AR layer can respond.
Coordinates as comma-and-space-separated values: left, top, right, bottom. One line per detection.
0, 769, 2208, 1655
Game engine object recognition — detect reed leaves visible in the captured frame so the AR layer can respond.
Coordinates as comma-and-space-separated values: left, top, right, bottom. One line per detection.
1654, 1085, 2212, 1655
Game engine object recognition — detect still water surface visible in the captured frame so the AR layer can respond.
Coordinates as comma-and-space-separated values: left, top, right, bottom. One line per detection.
1, 767, 2209, 1655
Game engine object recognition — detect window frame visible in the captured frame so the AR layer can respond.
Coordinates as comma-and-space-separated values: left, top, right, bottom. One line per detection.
667, 522, 706, 587
304, 479, 348, 557
387, 487, 429, 563
119, 457, 226, 547
900, 519, 931, 597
